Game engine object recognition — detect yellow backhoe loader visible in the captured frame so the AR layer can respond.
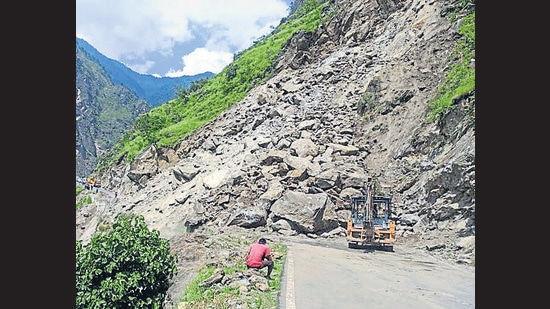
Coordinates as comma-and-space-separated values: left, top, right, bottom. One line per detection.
86, 176, 101, 189
346, 178, 395, 249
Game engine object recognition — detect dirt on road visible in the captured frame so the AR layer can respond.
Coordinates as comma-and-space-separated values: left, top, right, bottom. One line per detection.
278, 238, 475, 309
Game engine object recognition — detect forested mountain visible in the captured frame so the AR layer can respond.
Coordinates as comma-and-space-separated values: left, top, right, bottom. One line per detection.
76, 38, 215, 107
76, 38, 215, 177
76, 45, 151, 177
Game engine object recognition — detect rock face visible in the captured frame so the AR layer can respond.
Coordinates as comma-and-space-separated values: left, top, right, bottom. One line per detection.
76, 0, 475, 305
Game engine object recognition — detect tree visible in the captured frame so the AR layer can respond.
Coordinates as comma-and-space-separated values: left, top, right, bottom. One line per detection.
76, 214, 178, 308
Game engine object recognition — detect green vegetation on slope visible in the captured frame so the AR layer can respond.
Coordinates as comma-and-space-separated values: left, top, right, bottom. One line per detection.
96, 0, 329, 173
76, 185, 92, 210
427, 2, 475, 123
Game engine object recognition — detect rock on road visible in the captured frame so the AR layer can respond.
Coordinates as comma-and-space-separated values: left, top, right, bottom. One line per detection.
278, 239, 475, 309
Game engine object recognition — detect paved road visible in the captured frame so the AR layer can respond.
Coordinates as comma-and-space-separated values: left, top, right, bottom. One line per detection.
279, 240, 475, 309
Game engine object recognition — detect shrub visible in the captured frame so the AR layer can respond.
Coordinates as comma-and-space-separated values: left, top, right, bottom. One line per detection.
76, 214, 178, 308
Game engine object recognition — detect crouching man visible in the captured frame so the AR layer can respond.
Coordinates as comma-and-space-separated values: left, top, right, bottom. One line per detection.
246, 238, 274, 280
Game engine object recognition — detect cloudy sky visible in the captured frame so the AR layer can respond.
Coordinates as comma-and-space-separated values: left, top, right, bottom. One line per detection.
76, 0, 294, 78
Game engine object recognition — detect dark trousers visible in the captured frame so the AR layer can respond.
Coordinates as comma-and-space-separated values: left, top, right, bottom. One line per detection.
247, 259, 273, 276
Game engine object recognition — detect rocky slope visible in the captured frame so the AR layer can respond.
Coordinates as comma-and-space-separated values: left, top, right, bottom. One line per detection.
76, 0, 475, 306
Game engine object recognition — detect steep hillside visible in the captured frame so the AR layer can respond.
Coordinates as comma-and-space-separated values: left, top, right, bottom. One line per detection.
76, 0, 475, 306
76, 38, 215, 107
76, 46, 151, 177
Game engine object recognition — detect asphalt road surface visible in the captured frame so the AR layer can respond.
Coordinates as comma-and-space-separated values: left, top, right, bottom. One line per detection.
278, 240, 475, 309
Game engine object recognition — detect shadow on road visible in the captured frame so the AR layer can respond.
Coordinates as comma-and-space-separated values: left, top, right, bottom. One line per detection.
348, 243, 395, 253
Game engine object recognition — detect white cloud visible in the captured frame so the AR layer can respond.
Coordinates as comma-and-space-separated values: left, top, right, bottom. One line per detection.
76, 0, 290, 76
166, 48, 234, 77
130, 60, 157, 76
76, 0, 192, 60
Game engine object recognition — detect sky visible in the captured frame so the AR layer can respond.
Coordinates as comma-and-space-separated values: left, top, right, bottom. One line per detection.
76, 0, 294, 78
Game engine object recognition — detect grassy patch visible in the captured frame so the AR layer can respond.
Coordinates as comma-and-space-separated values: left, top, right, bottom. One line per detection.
179, 241, 287, 309
76, 185, 85, 195
427, 9, 475, 122
76, 195, 92, 210
76, 185, 92, 210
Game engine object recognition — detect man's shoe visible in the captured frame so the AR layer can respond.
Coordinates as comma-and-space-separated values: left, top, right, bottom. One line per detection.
266, 276, 272, 280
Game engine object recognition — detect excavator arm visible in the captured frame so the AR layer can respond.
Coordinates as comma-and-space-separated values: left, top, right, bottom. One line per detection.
346, 178, 395, 249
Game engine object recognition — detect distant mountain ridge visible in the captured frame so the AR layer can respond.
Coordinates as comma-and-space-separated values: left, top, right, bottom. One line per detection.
76, 37, 215, 107
76, 44, 151, 178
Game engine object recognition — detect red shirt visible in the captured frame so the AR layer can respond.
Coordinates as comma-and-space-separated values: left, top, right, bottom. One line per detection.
246, 242, 271, 267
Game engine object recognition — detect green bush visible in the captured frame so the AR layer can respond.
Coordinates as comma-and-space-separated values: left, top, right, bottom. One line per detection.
76, 214, 178, 308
